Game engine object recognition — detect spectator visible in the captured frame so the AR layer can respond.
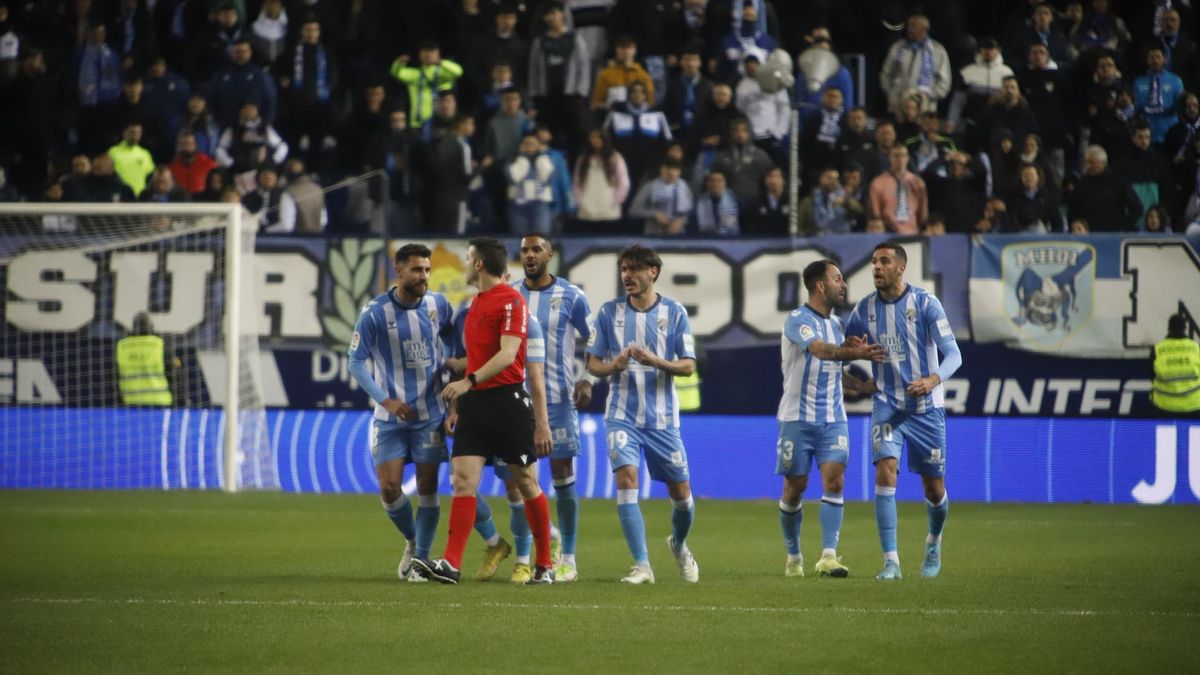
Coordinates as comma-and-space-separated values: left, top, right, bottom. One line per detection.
1006, 3, 1069, 67
390, 41, 463, 130
1018, 133, 1060, 191
865, 217, 886, 233
973, 197, 1012, 233
1018, 42, 1069, 182
181, 94, 222, 158
718, 0, 776, 82
905, 111, 958, 176
880, 14, 951, 115
604, 80, 672, 192
711, 118, 773, 209
185, 3, 243, 83
1121, 124, 1173, 229
1068, 145, 1141, 232
527, 4, 591, 157
536, 126, 576, 221
801, 87, 846, 189
629, 158, 693, 235
474, 61, 516, 131
1155, 9, 1198, 92
1069, 0, 1131, 59
209, 39, 277, 130
88, 152, 136, 203
110, 76, 151, 153
0, 4, 25, 86
342, 84, 396, 172
1005, 163, 1062, 232
106, 0, 153, 73
794, 26, 856, 112
863, 120, 899, 185
573, 128, 630, 228
1080, 53, 1128, 159
140, 165, 191, 203
735, 54, 789, 167
744, 165, 790, 236
465, 2, 527, 109
987, 128, 1022, 198
983, 77, 1040, 160
483, 87, 534, 166
169, 131, 218, 196
690, 83, 743, 170
41, 184, 78, 231
927, 151, 987, 233
198, 169, 230, 202
1164, 92, 1200, 166
610, 0, 675, 106
1069, 217, 1090, 234
891, 93, 923, 145
281, 158, 327, 233
669, 0, 722, 73
155, 0, 210, 72
1144, 204, 1173, 233
869, 144, 927, 234
840, 163, 868, 230
567, 0, 616, 76
1133, 45, 1185, 145
591, 34, 654, 112
799, 167, 854, 236
663, 45, 713, 152
142, 56, 191, 164
242, 166, 288, 233
948, 37, 1013, 150
835, 108, 875, 176
277, 18, 339, 161
506, 133, 556, 235
108, 122, 156, 197
423, 90, 461, 143
426, 114, 476, 234
3, 48, 52, 199
215, 102, 289, 193
248, 0, 288, 66
923, 213, 947, 236
75, 21, 123, 154
693, 169, 739, 236
61, 154, 94, 202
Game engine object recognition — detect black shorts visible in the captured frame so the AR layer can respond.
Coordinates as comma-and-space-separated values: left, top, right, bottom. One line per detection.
452, 384, 536, 466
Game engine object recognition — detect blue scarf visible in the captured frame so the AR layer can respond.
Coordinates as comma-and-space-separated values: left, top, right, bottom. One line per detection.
814, 188, 848, 234
78, 44, 122, 106
906, 39, 935, 90
1146, 72, 1164, 115
895, 175, 910, 222
682, 75, 698, 128
293, 43, 330, 101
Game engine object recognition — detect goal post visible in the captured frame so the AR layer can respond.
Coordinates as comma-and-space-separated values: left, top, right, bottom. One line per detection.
0, 202, 270, 492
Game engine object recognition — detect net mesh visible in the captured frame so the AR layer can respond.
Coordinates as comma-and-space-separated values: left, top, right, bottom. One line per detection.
0, 205, 274, 490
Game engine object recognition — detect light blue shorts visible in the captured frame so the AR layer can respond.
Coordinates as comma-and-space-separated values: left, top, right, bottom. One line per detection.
870, 405, 947, 477
370, 417, 448, 466
548, 401, 580, 459
776, 420, 850, 476
605, 419, 689, 484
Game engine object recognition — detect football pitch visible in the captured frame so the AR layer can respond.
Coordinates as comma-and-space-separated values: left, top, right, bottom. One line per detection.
1, 490, 1196, 673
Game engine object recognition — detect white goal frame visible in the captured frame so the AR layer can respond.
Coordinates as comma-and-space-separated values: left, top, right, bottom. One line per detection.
0, 203, 248, 492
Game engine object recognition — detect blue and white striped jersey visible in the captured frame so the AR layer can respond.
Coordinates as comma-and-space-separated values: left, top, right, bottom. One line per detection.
512, 276, 591, 405
586, 295, 696, 429
844, 284, 962, 413
778, 305, 847, 424
350, 289, 455, 423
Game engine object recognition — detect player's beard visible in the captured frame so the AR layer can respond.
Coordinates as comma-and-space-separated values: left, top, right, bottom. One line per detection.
403, 280, 427, 298
524, 260, 547, 280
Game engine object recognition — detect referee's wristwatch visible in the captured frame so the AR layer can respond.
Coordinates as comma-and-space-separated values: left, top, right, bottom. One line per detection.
466, 372, 478, 387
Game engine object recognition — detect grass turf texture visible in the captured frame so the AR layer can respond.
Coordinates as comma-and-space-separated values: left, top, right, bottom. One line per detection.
1, 491, 1197, 673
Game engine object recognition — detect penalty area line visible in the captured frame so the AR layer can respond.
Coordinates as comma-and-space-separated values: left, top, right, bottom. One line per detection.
8, 597, 1198, 620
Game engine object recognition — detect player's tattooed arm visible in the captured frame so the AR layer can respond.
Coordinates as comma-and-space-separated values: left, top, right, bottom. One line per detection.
808, 335, 886, 362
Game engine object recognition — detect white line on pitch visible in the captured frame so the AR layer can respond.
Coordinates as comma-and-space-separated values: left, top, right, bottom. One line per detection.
9, 597, 1197, 620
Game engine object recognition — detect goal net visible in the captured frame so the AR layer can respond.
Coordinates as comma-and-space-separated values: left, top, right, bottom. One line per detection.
0, 203, 274, 491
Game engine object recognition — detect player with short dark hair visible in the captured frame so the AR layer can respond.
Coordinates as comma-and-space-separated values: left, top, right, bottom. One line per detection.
845, 242, 963, 580
348, 243, 507, 583
586, 245, 699, 584
776, 260, 884, 578
413, 237, 556, 585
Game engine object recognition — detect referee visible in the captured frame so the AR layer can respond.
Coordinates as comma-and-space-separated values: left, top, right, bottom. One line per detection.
413, 237, 556, 585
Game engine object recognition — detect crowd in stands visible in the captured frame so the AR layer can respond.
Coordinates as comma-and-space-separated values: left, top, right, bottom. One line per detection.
1, 0, 1199, 236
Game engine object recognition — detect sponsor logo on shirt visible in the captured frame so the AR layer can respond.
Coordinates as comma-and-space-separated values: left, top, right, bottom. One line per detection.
403, 339, 432, 367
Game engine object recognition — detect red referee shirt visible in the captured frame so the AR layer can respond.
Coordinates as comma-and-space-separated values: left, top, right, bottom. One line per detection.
464, 283, 528, 389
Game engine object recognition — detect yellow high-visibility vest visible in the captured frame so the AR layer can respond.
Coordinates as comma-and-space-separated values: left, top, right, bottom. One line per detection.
1151, 337, 1200, 413
677, 371, 701, 412
116, 335, 173, 406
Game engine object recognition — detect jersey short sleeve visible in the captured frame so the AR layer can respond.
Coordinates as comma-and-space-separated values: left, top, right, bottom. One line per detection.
586, 303, 613, 358
527, 315, 546, 363
570, 290, 592, 340
349, 306, 376, 359
673, 304, 696, 359
783, 310, 821, 350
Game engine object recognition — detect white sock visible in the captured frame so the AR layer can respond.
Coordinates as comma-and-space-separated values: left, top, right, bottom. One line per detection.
821, 548, 837, 558
485, 533, 500, 547
517, 555, 531, 565
787, 553, 803, 564
563, 553, 576, 566
551, 523, 561, 540
884, 551, 900, 564
926, 534, 943, 545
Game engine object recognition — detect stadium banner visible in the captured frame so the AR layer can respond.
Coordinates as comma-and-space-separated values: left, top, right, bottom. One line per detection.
2, 407, 1197, 505
969, 235, 1200, 359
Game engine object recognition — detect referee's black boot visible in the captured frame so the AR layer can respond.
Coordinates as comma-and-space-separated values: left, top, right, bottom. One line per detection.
526, 565, 555, 585
414, 558, 461, 585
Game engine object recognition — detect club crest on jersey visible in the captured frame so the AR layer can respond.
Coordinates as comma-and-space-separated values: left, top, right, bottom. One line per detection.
550, 297, 563, 312
657, 317, 668, 333
1004, 241, 1096, 346
427, 307, 439, 324
905, 307, 917, 322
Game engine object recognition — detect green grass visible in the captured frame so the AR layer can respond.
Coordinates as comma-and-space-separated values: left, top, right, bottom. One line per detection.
1, 491, 1197, 673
